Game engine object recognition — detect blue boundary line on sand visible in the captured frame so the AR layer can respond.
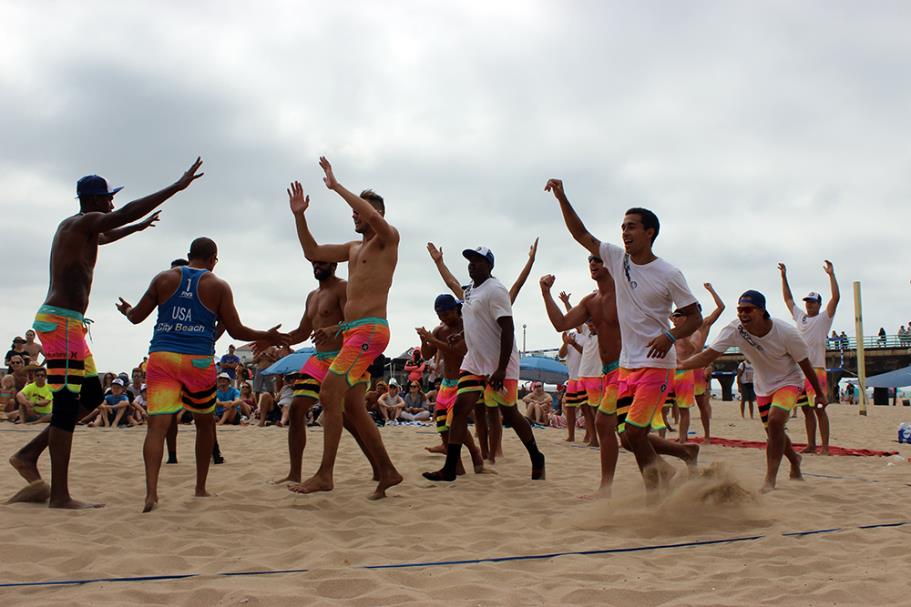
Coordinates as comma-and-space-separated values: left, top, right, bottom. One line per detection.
0, 521, 907, 589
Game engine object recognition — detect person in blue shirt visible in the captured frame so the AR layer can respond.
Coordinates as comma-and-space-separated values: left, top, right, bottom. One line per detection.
219, 345, 241, 383
215, 373, 243, 425
94, 379, 135, 428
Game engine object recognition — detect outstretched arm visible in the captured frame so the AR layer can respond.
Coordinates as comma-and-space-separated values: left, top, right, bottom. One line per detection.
823, 260, 840, 318
78, 157, 203, 236
540, 275, 590, 332
700, 283, 725, 329
287, 295, 315, 345
678, 347, 723, 371
426, 243, 464, 299
215, 281, 288, 345
545, 179, 600, 257
117, 272, 169, 324
508, 237, 539, 303
287, 181, 352, 262
646, 302, 702, 359
99, 212, 161, 245
320, 156, 399, 244
778, 263, 796, 311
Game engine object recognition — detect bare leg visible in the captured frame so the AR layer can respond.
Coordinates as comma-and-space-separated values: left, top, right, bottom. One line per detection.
762, 408, 791, 492
48, 425, 103, 508
580, 405, 598, 447
486, 406, 502, 462
424, 391, 484, 481
257, 393, 274, 426
166, 415, 178, 463
696, 393, 712, 442
739, 398, 746, 418
583, 412, 618, 498
290, 373, 346, 494
677, 407, 691, 443
192, 412, 215, 498
274, 397, 312, 484
340, 392, 381, 481
142, 414, 173, 512
816, 407, 830, 455
499, 406, 545, 479
9, 425, 49, 483
623, 424, 661, 497
473, 401, 489, 460
565, 406, 577, 442
338, 383, 401, 499
801, 406, 818, 453
650, 435, 699, 469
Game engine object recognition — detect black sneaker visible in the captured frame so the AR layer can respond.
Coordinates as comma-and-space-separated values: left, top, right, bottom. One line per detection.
166, 454, 178, 464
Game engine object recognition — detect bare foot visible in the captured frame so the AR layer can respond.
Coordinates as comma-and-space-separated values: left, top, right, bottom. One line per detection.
682, 444, 700, 470
564, 436, 575, 442
578, 485, 611, 501
820, 446, 831, 456
425, 444, 446, 454
760, 480, 775, 494
9, 452, 41, 484
142, 496, 158, 513
272, 474, 300, 485
288, 475, 333, 494
49, 497, 105, 509
790, 453, 803, 480
656, 458, 677, 488
368, 470, 403, 500
6, 480, 50, 504
194, 489, 213, 498
800, 444, 817, 454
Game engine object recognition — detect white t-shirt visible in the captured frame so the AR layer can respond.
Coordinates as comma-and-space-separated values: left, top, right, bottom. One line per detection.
710, 319, 810, 397
737, 361, 754, 384
791, 305, 833, 369
460, 277, 520, 379
564, 332, 583, 380
577, 329, 602, 378
599, 242, 698, 369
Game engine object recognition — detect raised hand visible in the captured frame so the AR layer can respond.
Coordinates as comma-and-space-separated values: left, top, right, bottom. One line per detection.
703, 282, 715, 292
427, 242, 443, 263
319, 156, 338, 190
778, 263, 787, 276
558, 290, 571, 306
416, 327, 432, 342
137, 211, 161, 231
287, 181, 310, 215
823, 260, 834, 275
115, 297, 132, 316
539, 274, 556, 290
544, 178, 565, 198
176, 157, 204, 190
528, 237, 539, 260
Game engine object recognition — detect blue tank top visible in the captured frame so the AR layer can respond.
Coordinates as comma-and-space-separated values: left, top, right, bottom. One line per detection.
149, 267, 217, 355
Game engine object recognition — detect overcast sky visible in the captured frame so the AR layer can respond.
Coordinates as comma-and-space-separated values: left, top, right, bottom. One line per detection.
2, 1, 909, 370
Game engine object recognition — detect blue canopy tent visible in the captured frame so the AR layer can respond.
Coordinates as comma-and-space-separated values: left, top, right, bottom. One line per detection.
262, 347, 316, 376
519, 355, 568, 385
866, 366, 911, 388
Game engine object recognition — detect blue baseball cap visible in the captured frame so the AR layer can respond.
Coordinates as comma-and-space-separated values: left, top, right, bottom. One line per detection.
738, 290, 771, 318
76, 175, 123, 199
434, 294, 462, 312
462, 246, 495, 268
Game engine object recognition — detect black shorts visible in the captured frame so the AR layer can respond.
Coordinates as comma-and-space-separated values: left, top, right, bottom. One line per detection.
741, 383, 756, 401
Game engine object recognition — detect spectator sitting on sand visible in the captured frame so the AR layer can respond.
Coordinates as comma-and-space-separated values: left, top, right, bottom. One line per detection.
215, 373, 244, 425
132, 384, 149, 424
400, 381, 432, 422
6, 354, 29, 392
522, 382, 552, 425
378, 380, 406, 423
1, 374, 18, 420
5, 336, 31, 368
15, 368, 53, 424
365, 381, 386, 425
93, 378, 135, 428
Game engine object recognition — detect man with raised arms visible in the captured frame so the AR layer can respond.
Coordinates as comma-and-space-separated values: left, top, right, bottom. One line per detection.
8, 159, 201, 508
117, 237, 289, 512
778, 261, 839, 455
426, 238, 538, 463
416, 293, 485, 474
548, 179, 702, 496
286, 158, 403, 499
670, 283, 725, 443
678, 290, 825, 491
423, 247, 546, 482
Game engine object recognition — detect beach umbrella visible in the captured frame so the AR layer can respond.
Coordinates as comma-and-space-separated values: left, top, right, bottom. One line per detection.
262, 347, 316, 376
866, 365, 911, 388
519, 355, 568, 384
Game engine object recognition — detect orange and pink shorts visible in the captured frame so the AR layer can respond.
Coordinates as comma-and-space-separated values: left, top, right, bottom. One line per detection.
292, 351, 337, 400
434, 378, 459, 433
694, 368, 707, 396
757, 385, 800, 428
579, 376, 603, 408
329, 317, 390, 386
797, 368, 828, 408
457, 371, 518, 408
146, 351, 217, 415
597, 362, 621, 416
564, 379, 587, 408
615, 367, 673, 433
32, 305, 98, 394
673, 369, 696, 409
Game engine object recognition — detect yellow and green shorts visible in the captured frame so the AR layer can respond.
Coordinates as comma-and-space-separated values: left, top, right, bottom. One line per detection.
616, 367, 672, 433
457, 370, 518, 408
757, 385, 800, 428
32, 305, 97, 394
564, 379, 587, 408
146, 351, 217, 415
694, 368, 707, 397
292, 351, 338, 400
329, 317, 390, 386
797, 368, 828, 408
433, 378, 459, 433
597, 361, 620, 415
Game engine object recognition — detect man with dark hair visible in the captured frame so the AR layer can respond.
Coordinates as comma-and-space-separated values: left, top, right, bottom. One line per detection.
117, 236, 289, 512
285, 157, 402, 499
547, 178, 702, 497
423, 246, 545, 482
778, 260, 839, 455
679, 290, 825, 491
8, 158, 202, 508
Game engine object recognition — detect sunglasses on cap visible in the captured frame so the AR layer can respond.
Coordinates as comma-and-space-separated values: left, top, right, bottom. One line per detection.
587, 255, 603, 263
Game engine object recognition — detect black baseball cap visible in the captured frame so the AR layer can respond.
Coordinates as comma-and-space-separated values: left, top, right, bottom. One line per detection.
76, 175, 123, 198
434, 294, 462, 312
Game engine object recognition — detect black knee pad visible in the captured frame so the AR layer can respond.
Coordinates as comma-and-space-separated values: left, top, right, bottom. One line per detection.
50, 390, 81, 432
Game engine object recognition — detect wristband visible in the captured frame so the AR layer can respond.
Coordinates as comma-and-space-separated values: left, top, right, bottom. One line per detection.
663, 330, 676, 344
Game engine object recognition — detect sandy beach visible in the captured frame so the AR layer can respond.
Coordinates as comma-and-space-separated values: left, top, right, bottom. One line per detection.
2, 401, 910, 606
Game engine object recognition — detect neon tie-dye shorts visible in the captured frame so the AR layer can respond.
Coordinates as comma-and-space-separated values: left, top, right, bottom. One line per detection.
579, 376, 603, 408
456, 371, 518, 408
757, 385, 800, 428
328, 317, 390, 386
694, 368, 707, 396
616, 367, 673, 433
797, 368, 828, 408
292, 351, 338, 400
146, 351, 217, 415
564, 378, 587, 408
674, 369, 696, 409
32, 305, 98, 394
433, 378, 459, 433
598, 362, 620, 415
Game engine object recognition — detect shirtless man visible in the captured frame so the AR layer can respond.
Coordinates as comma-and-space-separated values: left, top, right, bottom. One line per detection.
779, 261, 839, 455
679, 290, 825, 491
548, 178, 702, 497
423, 247, 545, 482
22, 330, 45, 367
558, 328, 586, 442
8, 160, 200, 508
285, 157, 403, 499
273, 259, 386, 486
669, 283, 725, 443
426, 238, 538, 463
416, 293, 485, 474
117, 237, 289, 512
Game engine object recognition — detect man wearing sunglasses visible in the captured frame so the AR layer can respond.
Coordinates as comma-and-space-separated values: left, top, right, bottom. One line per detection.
678, 290, 825, 492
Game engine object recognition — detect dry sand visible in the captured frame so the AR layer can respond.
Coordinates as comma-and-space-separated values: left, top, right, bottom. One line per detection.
2, 401, 910, 606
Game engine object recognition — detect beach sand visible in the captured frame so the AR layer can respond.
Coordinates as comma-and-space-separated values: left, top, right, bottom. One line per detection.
2, 401, 910, 606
